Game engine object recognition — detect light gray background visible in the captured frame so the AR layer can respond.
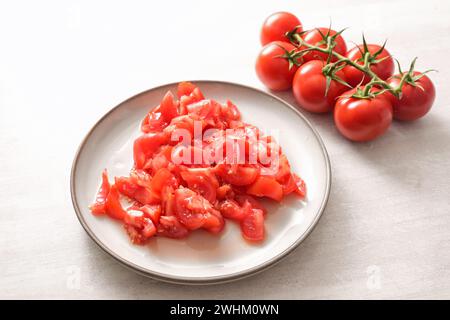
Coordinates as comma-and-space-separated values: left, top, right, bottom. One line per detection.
1, 0, 449, 299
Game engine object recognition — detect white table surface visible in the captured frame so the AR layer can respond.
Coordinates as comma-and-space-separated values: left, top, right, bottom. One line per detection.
1, 0, 449, 299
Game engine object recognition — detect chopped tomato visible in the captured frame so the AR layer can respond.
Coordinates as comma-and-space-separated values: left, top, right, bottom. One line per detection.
240, 208, 265, 242
150, 168, 178, 195
89, 169, 110, 215
247, 176, 283, 201
140, 204, 162, 225
133, 132, 168, 169
218, 199, 246, 221
215, 164, 259, 186
157, 215, 190, 239
160, 91, 179, 121
180, 168, 219, 203
293, 173, 306, 198
115, 176, 160, 205
177, 81, 197, 98
104, 184, 127, 220
91, 83, 306, 244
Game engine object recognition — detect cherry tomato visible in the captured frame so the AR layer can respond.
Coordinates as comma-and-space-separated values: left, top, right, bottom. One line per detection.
240, 208, 265, 242
260, 12, 302, 46
255, 41, 300, 91
301, 27, 347, 62
334, 88, 393, 142
89, 169, 110, 215
386, 72, 435, 121
292, 60, 349, 113
343, 44, 394, 87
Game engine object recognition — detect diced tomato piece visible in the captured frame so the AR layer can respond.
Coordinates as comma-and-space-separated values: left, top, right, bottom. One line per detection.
129, 168, 152, 188
157, 216, 190, 239
215, 164, 259, 186
124, 224, 146, 245
293, 173, 307, 198
177, 81, 197, 98
141, 105, 167, 133
216, 184, 234, 200
89, 169, 110, 215
115, 176, 160, 205
174, 188, 207, 230
105, 184, 127, 220
133, 132, 168, 169
247, 176, 283, 201
240, 208, 265, 242
180, 168, 219, 203
160, 91, 179, 121
140, 204, 162, 225
203, 209, 225, 234
218, 199, 246, 221
235, 194, 267, 215
150, 168, 178, 195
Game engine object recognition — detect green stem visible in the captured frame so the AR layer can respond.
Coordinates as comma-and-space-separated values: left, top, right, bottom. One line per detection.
291, 33, 406, 97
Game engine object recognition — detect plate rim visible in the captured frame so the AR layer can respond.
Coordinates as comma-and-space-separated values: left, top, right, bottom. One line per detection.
70, 80, 332, 285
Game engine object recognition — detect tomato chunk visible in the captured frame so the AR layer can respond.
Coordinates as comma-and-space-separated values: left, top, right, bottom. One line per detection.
89, 169, 110, 215
247, 176, 283, 201
105, 184, 127, 220
240, 208, 265, 242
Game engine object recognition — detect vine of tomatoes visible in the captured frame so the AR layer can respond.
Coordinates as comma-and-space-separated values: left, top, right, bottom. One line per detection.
256, 12, 436, 142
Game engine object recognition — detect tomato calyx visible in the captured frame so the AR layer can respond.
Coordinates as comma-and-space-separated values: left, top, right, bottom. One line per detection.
391, 57, 436, 94
321, 62, 351, 96
274, 44, 303, 70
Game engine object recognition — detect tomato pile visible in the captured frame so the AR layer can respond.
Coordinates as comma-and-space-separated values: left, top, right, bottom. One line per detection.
256, 12, 436, 142
90, 82, 306, 244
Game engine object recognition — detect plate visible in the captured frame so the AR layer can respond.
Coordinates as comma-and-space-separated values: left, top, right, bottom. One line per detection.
70, 80, 331, 284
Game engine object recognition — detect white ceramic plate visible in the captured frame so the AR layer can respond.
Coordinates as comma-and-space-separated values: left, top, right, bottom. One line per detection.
71, 81, 331, 284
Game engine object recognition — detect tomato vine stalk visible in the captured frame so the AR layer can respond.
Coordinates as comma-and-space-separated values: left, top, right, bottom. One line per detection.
285, 29, 417, 99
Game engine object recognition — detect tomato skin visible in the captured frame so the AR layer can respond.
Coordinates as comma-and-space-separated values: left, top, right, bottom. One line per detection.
334, 88, 393, 142
292, 60, 348, 113
105, 184, 127, 220
343, 44, 394, 87
301, 28, 347, 62
89, 169, 110, 215
240, 208, 265, 242
260, 12, 302, 46
386, 72, 436, 121
247, 176, 283, 202
255, 41, 299, 91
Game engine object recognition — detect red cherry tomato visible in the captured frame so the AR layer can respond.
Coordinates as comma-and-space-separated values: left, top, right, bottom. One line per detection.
89, 169, 110, 215
386, 72, 435, 121
343, 44, 394, 87
255, 41, 300, 91
260, 12, 302, 46
334, 88, 393, 142
301, 27, 347, 62
240, 208, 265, 242
292, 60, 349, 113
